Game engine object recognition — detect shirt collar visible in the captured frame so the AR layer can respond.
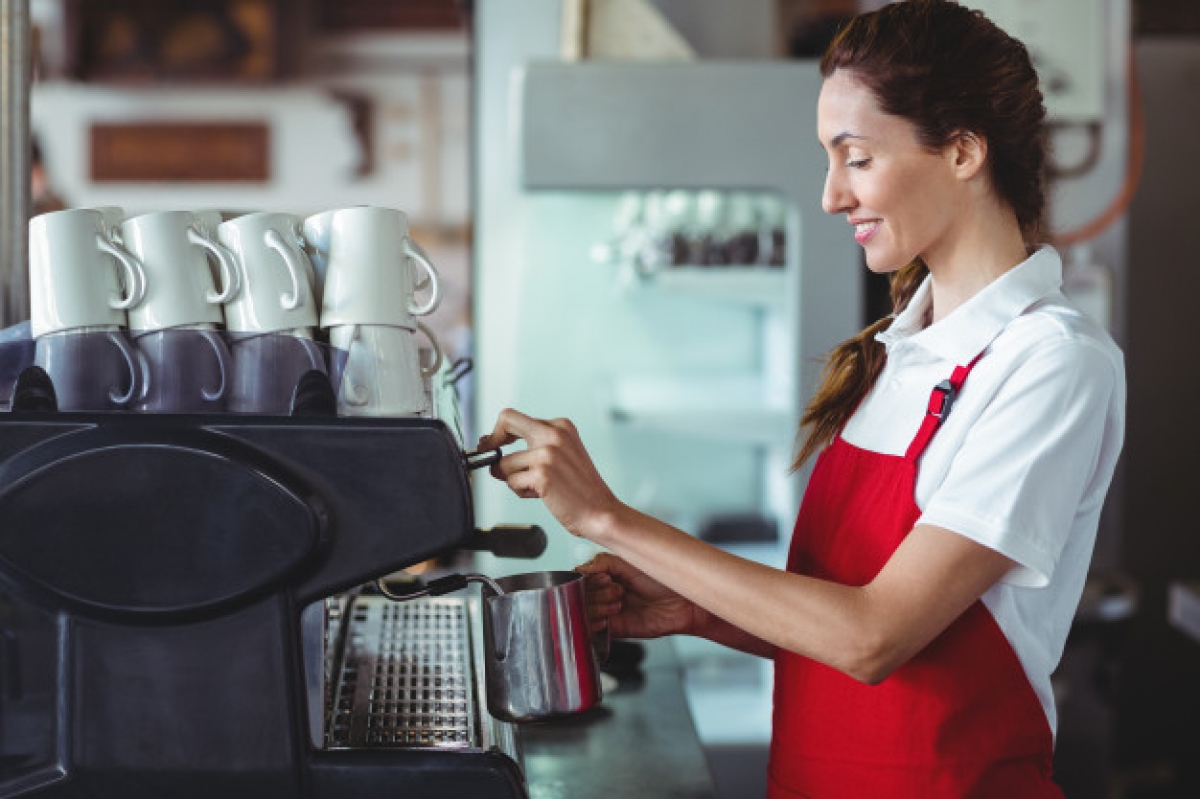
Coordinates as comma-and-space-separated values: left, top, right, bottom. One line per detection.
876, 245, 1064, 363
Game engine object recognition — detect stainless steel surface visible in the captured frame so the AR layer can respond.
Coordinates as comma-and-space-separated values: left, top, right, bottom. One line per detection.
482, 571, 602, 723
0, 0, 30, 325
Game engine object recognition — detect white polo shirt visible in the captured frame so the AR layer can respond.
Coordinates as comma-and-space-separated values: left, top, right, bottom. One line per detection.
840, 245, 1126, 735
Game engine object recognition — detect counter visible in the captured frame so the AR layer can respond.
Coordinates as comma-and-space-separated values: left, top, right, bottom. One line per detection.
521, 639, 719, 799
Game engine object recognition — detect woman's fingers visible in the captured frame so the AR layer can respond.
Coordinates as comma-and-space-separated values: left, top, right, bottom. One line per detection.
582, 569, 623, 633
479, 407, 556, 451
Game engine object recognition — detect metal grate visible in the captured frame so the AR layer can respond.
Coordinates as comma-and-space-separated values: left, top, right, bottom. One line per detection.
327, 595, 479, 749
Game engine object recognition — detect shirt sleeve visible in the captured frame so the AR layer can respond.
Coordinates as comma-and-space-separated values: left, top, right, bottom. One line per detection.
917, 338, 1121, 587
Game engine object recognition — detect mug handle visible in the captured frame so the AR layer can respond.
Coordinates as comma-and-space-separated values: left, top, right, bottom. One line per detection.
105, 332, 145, 407
264, 229, 308, 311
198, 330, 231, 402
415, 320, 443, 378
96, 235, 147, 311
188, 228, 241, 304
297, 335, 327, 373
402, 238, 442, 317
340, 326, 370, 407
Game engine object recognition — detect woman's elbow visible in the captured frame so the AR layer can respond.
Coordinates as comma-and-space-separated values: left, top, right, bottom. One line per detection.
838, 629, 907, 686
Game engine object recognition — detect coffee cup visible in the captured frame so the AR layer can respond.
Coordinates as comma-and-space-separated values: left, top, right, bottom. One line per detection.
217, 213, 318, 334
29, 209, 147, 338
34, 327, 143, 411
327, 321, 442, 417
227, 330, 328, 415
309, 206, 441, 330
120, 211, 239, 333
132, 326, 231, 413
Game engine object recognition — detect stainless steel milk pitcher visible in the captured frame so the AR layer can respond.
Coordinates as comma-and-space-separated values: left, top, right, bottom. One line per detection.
375, 569, 604, 722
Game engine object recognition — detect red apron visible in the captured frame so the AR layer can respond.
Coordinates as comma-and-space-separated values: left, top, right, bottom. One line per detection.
769, 360, 1063, 798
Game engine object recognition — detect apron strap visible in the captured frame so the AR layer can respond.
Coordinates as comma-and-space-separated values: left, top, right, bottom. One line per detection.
904, 352, 985, 461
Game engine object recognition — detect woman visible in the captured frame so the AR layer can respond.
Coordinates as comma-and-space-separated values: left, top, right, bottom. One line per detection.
479, 1, 1125, 796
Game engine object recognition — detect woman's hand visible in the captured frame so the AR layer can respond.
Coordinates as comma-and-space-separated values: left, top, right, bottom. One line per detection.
478, 408, 623, 543
577, 552, 712, 640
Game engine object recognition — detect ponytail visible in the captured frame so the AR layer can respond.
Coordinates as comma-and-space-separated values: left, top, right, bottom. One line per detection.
792, 260, 928, 470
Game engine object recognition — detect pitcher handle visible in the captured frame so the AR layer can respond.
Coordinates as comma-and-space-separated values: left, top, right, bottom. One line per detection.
402, 238, 441, 317
189, 228, 241, 304
264, 229, 306, 311
96, 235, 146, 311
198, 330, 231, 402
374, 572, 502, 601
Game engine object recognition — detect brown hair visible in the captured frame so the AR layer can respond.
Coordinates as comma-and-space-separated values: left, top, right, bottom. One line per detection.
793, 0, 1048, 470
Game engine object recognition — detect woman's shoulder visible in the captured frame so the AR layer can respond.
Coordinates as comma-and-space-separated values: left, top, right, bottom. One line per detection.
993, 291, 1124, 379
979, 289, 1128, 405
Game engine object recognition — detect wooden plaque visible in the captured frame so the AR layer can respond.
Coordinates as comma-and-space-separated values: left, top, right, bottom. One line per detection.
90, 122, 269, 182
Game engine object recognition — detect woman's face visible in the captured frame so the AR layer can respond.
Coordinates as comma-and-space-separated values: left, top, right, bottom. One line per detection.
817, 70, 966, 274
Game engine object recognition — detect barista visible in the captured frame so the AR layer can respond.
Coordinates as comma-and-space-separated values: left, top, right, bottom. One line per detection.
479, 1, 1125, 797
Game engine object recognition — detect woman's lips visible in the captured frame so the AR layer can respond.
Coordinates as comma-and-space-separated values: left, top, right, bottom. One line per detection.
853, 220, 881, 245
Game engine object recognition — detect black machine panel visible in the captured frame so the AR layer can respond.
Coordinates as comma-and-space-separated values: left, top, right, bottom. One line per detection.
0, 410, 526, 799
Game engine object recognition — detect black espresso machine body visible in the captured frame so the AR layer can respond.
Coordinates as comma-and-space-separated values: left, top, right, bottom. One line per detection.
0, 381, 527, 797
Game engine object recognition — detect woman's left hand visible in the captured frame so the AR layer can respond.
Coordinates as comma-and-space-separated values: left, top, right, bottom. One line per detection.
478, 408, 623, 542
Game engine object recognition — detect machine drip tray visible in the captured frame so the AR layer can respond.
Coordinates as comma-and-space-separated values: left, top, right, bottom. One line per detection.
327, 595, 517, 758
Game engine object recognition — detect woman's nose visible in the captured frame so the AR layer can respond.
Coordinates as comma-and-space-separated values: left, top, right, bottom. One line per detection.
822, 167, 853, 216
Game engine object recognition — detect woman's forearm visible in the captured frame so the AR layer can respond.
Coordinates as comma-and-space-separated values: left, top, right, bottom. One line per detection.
584, 502, 1014, 684
589, 504, 869, 675
695, 614, 777, 659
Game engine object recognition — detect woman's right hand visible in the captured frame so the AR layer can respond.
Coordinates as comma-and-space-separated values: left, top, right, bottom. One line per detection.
578, 552, 712, 640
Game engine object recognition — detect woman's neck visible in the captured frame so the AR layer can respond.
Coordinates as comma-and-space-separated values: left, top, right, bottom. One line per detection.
922, 207, 1029, 324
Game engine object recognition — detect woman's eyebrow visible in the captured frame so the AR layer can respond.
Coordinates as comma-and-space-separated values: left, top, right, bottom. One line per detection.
828, 131, 866, 149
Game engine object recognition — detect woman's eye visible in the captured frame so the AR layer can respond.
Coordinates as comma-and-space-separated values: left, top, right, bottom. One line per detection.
846, 158, 871, 169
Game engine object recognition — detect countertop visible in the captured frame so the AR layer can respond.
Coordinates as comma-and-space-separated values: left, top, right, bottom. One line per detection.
519, 639, 718, 799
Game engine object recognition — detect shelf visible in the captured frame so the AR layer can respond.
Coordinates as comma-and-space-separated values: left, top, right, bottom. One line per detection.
646, 267, 787, 310
608, 375, 792, 446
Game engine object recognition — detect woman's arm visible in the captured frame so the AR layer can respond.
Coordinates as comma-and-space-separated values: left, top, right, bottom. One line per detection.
481, 409, 1014, 684
595, 503, 1011, 683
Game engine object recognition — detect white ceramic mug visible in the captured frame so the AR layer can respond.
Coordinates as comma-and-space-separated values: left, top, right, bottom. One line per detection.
309, 206, 441, 330
34, 326, 144, 410
328, 321, 442, 417
29, 208, 147, 338
227, 329, 328, 415
217, 213, 318, 334
132, 325, 231, 413
120, 211, 239, 332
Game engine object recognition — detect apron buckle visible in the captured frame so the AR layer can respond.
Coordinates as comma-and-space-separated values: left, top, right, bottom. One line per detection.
927, 378, 957, 420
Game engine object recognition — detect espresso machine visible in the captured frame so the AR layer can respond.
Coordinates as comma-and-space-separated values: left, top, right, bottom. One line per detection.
0, 360, 538, 799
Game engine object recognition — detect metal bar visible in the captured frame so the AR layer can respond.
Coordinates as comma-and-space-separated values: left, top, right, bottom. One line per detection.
0, 0, 30, 326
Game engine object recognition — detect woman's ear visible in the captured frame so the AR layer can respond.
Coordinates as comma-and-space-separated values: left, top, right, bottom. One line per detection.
949, 130, 988, 181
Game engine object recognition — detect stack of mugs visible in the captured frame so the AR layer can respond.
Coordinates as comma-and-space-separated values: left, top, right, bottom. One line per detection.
26, 205, 442, 417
